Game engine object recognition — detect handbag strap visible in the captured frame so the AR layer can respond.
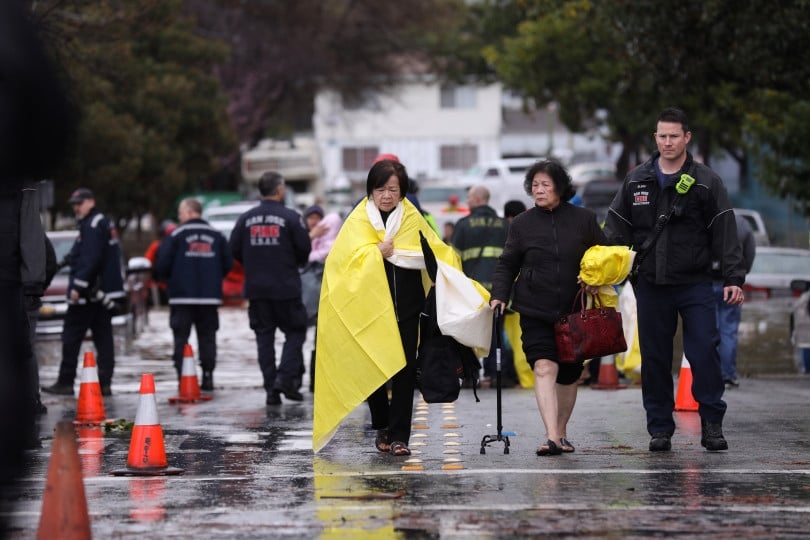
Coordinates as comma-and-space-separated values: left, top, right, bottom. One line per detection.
569, 289, 605, 313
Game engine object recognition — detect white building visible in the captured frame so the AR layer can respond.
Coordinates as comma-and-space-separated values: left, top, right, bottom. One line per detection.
312, 76, 616, 201
313, 77, 503, 195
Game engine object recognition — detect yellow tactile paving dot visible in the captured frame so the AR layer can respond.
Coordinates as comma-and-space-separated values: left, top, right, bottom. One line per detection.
411, 433, 427, 438
409, 441, 426, 447
411, 424, 429, 430
410, 449, 422, 455
443, 432, 460, 437
441, 424, 460, 429
442, 449, 460, 454
441, 463, 464, 470
443, 416, 457, 421
443, 457, 461, 463
402, 464, 424, 471
412, 415, 428, 421
404, 458, 423, 464
443, 441, 460, 446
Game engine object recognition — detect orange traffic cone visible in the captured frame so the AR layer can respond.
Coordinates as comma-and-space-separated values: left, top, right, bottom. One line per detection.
675, 354, 699, 412
37, 421, 92, 540
168, 344, 212, 404
74, 351, 106, 425
591, 355, 627, 390
112, 373, 184, 476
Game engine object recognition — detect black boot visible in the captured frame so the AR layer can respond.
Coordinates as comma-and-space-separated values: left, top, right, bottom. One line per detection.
201, 371, 214, 391
701, 420, 728, 451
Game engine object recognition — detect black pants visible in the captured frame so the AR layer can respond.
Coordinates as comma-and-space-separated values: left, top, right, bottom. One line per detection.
248, 298, 308, 392
367, 315, 419, 445
170, 304, 219, 374
59, 302, 114, 386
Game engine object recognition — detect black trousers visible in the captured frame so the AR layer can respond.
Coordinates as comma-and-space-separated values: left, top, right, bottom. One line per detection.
59, 302, 114, 386
170, 304, 219, 374
367, 314, 419, 445
247, 298, 308, 392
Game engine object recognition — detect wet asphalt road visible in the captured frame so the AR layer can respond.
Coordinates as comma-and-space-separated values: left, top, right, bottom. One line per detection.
4, 306, 810, 539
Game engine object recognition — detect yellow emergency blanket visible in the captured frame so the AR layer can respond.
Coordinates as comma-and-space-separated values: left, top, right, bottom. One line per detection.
504, 312, 534, 388
577, 245, 636, 308
312, 198, 491, 452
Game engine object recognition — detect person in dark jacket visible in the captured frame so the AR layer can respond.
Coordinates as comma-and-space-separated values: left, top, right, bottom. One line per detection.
20, 180, 57, 415
155, 198, 232, 390
714, 212, 755, 389
603, 107, 745, 453
42, 188, 125, 397
451, 184, 514, 385
490, 160, 605, 456
230, 172, 311, 405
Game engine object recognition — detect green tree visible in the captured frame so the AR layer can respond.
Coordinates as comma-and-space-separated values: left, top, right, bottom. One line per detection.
458, 0, 810, 211
185, 0, 465, 145
34, 0, 236, 224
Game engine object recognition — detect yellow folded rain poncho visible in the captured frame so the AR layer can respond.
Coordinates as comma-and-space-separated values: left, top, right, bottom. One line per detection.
577, 245, 636, 307
312, 198, 491, 453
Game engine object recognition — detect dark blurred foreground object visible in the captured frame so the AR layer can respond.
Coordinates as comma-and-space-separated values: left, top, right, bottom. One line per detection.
0, 2, 74, 538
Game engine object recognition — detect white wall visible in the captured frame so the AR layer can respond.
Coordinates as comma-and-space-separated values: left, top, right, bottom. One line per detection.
314, 81, 503, 190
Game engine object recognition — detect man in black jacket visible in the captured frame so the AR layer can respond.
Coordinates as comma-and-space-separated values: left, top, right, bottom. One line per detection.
604, 108, 745, 453
42, 188, 125, 397
230, 172, 311, 405
451, 184, 513, 385
156, 198, 232, 390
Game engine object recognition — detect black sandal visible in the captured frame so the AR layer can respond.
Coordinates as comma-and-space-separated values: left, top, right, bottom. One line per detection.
536, 439, 562, 456
559, 437, 575, 453
389, 441, 411, 456
374, 429, 390, 453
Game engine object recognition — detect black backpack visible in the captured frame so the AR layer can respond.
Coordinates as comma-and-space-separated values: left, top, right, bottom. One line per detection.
415, 231, 481, 403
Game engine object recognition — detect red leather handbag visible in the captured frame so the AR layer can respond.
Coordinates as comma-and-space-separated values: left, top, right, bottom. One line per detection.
554, 290, 627, 363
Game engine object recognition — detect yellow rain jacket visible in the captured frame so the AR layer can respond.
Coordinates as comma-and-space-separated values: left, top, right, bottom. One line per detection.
312, 198, 491, 452
577, 245, 636, 307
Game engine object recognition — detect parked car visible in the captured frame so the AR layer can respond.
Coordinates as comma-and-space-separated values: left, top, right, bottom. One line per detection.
417, 183, 471, 232
38, 230, 152, 347
456, 157, 542, 215
743, 246, 810, 301
569, 161, 618, 190
733, 208, 770, 246
580, 178, 622, 224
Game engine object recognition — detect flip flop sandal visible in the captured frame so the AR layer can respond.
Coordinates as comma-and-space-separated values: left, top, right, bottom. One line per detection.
375, 430, 390, 453
536, 439, 562, 456
559, 437, 576, 453
389, 441, 411, 456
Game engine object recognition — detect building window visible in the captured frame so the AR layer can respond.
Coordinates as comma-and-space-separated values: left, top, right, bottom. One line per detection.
342, 146, 379, 171
440, 84, 476, 109
439, 144, 478, 170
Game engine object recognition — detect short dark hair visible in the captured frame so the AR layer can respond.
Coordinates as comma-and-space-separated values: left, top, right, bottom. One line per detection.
657, 107, 689, 133
366, 159, 409, 198
503, 199, 527, 219
523, 159, 576, 202
258, 171, 285, 197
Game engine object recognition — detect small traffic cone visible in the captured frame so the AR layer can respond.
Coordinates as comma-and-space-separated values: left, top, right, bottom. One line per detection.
675, 354, 699, 412
112, 373, 184, 476
591, 355, 627, 390
37, 421, 92, 540
168, 344, 212, 404
74, 351, 106, 425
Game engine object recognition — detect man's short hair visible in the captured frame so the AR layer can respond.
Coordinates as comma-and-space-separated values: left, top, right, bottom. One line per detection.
181, 198, 203, 216
657, 107, 689, 133
258, 172, 285, 197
